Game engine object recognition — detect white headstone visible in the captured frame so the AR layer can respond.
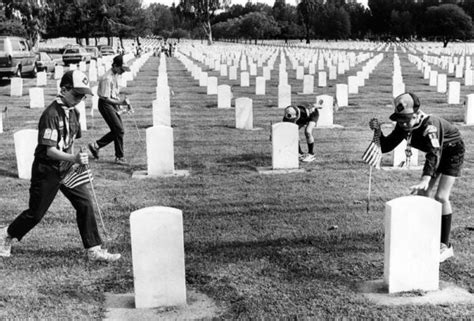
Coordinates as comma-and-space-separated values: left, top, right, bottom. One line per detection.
36, 71, 47, 87
437, 74, 447, 93
296, 66, 304, 80
384, 195, 441, 293
220, 64, 228, 77
255, 76, 266, 95
302, 75, 314, 94
54, 65, 64, 80
14, 129, 38, 179
199, 72, 208, 86
278, 83, 291, 109
0, 113, 3, 133
207, 77, 218, 95
229, 66, 237, 80
146, 125, 174, 176
29, 88, 44, 109
153, 97, 171, 127
448, 81, 460, 104
429, 70, 438, 86
240, 72, 250, 87
316, 95, 334, 127
10, 77, 23, 97
272, 122, 299, 170
348, 76, 359, 94
235, 97, 253, 130
336, 84, 348, 108
464, 94, 474, 125
217, 84, 232, 109
130, 206, 186, 308
328, 66, 337, 80
318, 71, 327, 87
392, 82, 405, 98
69, 64, 77, 71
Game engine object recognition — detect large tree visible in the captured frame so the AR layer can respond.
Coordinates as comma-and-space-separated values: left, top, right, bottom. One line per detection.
2, 0, 49, 46
423, 3, 472, 47
239, 11, 280, 44
176, 0, 229, 45
297, 0, 320, 43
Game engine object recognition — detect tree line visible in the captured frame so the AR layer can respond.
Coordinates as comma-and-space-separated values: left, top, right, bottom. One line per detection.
0, 0, 472, 48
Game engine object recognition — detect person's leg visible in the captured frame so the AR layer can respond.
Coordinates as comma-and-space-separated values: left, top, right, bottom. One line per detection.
112, 114, 124, 159
435, 174, 456, 245
7, 162, 60, 241
60, 184, 120, 262
60, 184, 102, 249
96, 103, 116, 149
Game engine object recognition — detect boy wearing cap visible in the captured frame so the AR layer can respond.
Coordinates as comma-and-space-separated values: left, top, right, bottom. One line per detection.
88, 55, 132, 164
282, 103, 320, 163
370, 92, 465, 263
0, 70, 121, 262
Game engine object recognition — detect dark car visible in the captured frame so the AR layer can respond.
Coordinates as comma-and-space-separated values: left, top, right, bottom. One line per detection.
0, 36, 37, 78
62, 47, 91, 66
85, 46, 101, 60
35, 51, 61, 72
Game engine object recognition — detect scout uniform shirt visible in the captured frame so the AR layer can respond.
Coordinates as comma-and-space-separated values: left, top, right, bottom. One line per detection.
34, 97, 81, 176
295, 105, 319, 127
379, 115, 461, 177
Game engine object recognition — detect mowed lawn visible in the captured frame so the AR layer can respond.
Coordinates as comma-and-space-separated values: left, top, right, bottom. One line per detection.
0, 42, 473, 319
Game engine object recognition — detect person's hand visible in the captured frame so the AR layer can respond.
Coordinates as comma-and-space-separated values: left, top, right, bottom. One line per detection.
409, 176, 431, 194
75, 151, 89, 165
369, 118, 380, 131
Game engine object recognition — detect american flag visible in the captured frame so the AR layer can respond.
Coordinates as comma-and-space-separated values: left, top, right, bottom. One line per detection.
62, 164, 93, 189
362, 120, 382, 169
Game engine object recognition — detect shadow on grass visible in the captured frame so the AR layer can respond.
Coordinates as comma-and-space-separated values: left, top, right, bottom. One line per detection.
217, 153, 271, 169
0, 167, 18, 178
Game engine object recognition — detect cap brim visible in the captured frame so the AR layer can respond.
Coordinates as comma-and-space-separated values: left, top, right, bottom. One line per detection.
72, 87, 92, 95
389, 113, 413, 121
120, 66, 130, 72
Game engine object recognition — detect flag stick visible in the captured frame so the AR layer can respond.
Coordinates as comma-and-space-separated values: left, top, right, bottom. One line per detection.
367, 165, 373, 214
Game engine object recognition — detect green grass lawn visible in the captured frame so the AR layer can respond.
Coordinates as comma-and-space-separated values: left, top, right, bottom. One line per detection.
0, 42, 473, 319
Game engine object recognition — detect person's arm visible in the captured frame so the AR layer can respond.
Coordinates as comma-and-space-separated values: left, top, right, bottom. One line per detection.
379, 125, 405, 153
46, 146, 88, 165
97, 75, 127, 107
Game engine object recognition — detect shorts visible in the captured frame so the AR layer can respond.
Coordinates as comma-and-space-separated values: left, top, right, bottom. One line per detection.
437, 140, 465, 177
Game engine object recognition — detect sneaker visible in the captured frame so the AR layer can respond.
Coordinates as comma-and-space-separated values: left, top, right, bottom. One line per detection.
301, 154, 316, 163
88, 143, 100, 160
87, 246, 121, 262
115, 157, 127, 165
299, 153, 306, 161
0, 226, 12, 257
440, 243, 454, 263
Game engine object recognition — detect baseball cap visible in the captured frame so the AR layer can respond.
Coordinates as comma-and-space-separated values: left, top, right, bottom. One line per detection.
283, 105, 300, 122
389, 93, 419, 121
59, 70, 92, 95
112, 55, 130, 72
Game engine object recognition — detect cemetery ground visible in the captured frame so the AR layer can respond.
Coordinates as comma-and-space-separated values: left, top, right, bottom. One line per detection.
0, 45, 473, 319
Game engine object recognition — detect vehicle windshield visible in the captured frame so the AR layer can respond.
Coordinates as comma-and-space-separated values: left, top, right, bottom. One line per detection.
66, 48, 79, 54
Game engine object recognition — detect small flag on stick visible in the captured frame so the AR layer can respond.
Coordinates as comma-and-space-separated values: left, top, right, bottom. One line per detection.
362, 120, 382, 169
62, 164, 93, 189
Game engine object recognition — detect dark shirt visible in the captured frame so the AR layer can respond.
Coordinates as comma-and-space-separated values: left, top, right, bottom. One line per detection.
34, 98, 82, 174
283, 105, 319, 126
380, 115, 462, 177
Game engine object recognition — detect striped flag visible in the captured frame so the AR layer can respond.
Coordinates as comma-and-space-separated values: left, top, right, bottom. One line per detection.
362, 120, 382, 169
62, 164, 93, 189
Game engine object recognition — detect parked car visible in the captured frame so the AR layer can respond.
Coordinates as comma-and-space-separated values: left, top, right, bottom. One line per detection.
85, 46, 101, 60
0, 36, 37, 78
98, 45, 115, 57
35, 51, 61, 72
62, 47, 91, 66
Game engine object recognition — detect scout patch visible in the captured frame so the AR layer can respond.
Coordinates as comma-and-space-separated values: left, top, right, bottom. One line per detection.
423, 125, 440, 148
43, 128, 52, 140
51, 129, 58, 141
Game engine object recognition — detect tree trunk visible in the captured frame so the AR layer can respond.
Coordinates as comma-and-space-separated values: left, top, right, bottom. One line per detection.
443, 38, 449, 48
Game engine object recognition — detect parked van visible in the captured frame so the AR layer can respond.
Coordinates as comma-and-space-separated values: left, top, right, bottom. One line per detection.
0, 36, 37, 78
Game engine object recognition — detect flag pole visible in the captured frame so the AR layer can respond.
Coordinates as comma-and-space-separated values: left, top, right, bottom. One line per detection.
80, 146, 110, 240
367, 165, 373, 214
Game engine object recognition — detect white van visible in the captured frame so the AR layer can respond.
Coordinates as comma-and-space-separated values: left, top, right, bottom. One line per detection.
0, 36, 37, 78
